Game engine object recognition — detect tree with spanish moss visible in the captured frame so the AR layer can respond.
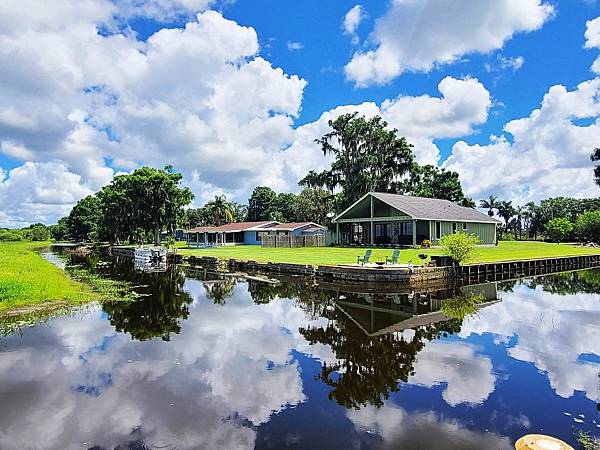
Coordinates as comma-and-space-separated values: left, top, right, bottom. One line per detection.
300, 113, 414, 209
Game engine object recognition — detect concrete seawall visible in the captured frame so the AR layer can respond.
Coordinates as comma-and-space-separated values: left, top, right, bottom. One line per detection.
182, 253, 600, 284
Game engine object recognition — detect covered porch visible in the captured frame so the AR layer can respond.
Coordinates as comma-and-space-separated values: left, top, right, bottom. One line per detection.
334, 194, 429, 247
187, 229, 246, 247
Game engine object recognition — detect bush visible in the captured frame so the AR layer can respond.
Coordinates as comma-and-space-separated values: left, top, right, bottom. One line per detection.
22, 224, 51, 241
575, 210, 600, 243
544, 217, 573, 242
439, 232, 479, 265
0, 229, 23, 242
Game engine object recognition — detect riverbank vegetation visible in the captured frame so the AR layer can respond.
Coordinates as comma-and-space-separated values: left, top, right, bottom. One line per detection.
0, 241, 130, 314
0, 241, 98, 313
179, 241, 600, 266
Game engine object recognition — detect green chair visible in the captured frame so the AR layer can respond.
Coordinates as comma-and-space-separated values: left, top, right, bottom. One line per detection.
357, 249, 372, 265
386, 249, 400, 265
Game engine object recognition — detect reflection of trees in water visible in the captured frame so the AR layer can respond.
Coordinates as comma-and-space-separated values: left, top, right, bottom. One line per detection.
299, 316, 462, 409
102, 267, 193, 341
497, 268, 600, 295
247, 279, 335, 319
203, 278, 237, 305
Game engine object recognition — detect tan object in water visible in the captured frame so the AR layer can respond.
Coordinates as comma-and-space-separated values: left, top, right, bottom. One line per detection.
515, 434, 574, 450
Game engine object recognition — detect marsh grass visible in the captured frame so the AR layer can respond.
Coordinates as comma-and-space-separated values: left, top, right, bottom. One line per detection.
577, 431, 600, 450
0, 241, 131, 314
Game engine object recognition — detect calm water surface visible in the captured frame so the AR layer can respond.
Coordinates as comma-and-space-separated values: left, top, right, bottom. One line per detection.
1, 254, 599, 449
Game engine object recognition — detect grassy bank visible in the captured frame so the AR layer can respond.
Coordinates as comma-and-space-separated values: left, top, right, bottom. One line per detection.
179, 241, 600, 266
0, 241, 98, 313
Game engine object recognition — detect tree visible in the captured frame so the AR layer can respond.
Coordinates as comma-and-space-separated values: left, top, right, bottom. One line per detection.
207, 195, 234, 226
479, 195, 499, 217
272, 192, 298, 222
544, 217, 574, 243
496, 200, 516, 238
294, 188, 335, 225
22, 223, 51, 241
300, 113, 414, 209
67, 195, 102, 242
439, 232, 480, 265
247, 186, 277, 221
48, 217, 70, 241
97, 166, 193, 245
398, 164, 469, 204
575, 210, 600, 242
591, 147, 600, 187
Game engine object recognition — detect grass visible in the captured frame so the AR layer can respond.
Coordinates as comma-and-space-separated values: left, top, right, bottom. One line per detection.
0, 241, 121, 314
179, 241, 600, 266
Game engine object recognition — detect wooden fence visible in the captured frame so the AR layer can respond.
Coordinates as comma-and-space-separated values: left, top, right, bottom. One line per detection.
261, 234, 325, 248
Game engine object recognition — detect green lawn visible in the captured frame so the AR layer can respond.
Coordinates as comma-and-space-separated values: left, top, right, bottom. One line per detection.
179, 241, 600, 266
0, 241, 97, 313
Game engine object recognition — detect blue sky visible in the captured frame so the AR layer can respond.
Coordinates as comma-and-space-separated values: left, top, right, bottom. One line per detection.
1, 0, 600, 225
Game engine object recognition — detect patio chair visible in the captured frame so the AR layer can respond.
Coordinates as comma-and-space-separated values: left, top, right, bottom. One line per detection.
386, 249, 400, 265
357, 249, 372, 265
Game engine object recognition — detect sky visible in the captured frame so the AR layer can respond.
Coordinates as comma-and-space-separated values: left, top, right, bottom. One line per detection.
2, 0, 600, 227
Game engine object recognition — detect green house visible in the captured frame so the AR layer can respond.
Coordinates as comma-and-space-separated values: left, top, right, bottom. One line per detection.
332, 192, 500, 246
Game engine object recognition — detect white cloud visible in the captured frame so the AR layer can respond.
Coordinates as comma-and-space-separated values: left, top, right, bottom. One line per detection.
0, 162, 99, 227
0, 2, 307, 224
288, 76, 490, 168
485, 55, 525, 72
345, 0, 554, 86
347, 403, 513, 449
287, 40, 303, 51
408, 341, 495, 407
113, 0, 217, 21
343, 5, 364, 44
585, 16, 600, 73
444, 78, 600, 204
459, 282, 600, 403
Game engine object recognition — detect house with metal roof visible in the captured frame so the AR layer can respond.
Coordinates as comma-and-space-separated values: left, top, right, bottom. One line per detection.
333, 192, 500, 246
187, 221, 326, 247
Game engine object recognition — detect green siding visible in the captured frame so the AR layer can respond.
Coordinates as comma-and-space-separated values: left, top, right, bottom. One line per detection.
429, 220, 496, 245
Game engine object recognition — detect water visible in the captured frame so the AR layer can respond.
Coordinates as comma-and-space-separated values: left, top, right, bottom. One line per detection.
1, 253, 599, 450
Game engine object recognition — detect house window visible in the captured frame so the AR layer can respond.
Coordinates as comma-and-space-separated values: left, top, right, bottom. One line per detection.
462, 222, 468, 231
435, 222, 441, 239
399, 222, 413, 235
452, 222, 457, 233
256, 232, 262, 242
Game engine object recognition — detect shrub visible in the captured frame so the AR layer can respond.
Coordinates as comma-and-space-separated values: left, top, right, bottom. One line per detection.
544, 217, 573, 242
23, 224, 51, 241
575, 210, 600, 243
0, 229, 23, 242
421, 239, 432, 248
439, 232, 479, 265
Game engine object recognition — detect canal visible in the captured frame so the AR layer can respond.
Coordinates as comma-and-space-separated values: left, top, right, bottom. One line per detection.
0, 250, 599, 449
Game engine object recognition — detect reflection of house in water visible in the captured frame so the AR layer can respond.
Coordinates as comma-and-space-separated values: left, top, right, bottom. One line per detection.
334, 282, 500, 337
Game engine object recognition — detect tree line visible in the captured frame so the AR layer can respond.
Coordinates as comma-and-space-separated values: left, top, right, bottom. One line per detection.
18, 111, 600, 245
479, 195, 600, 242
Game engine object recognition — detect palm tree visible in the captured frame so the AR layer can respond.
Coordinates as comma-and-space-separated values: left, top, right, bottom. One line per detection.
479, 195, 499, 217
209, 195, 234, 226
513, 206, 525, 240
497, 200, 516, 238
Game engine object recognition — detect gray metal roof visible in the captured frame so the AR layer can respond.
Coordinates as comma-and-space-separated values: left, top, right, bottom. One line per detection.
368, 192, 501, 223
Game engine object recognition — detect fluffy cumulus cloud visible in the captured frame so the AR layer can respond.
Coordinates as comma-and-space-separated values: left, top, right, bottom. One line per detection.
585, 16, 600, 73
343, 4, 364, 44
0, 1, 307, 226
345, 0, 554, 86
444, 78, 600, 204
408, 340, 495, 407
459, 283, 600, 403
347, 403, 512, 450
0, 281, 341, 449
289, 76, 491, 167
